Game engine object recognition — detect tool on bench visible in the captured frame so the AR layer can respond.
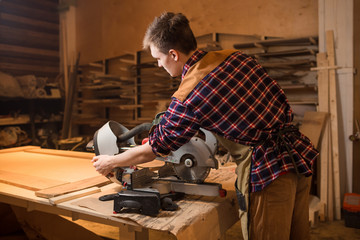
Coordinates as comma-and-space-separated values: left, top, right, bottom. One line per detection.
87, 117, 226, 216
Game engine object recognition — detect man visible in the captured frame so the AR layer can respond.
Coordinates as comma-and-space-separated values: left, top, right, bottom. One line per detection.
92, 12, 318, 240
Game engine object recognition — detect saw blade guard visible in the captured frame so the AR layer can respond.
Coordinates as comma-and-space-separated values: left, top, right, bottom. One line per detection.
93, 120, 135, 156
163, 128, 219, 183
163, 128, 218, 166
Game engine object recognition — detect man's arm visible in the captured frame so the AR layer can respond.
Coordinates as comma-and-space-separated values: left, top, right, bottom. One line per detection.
91, 142, 156, 176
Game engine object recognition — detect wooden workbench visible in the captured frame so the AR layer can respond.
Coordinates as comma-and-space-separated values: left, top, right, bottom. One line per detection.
0, 146, 239, 240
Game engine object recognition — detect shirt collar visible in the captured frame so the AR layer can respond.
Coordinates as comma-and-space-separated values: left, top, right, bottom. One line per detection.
181, 49, 207, 80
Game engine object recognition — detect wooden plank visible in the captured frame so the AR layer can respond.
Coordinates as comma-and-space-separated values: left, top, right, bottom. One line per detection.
354, 0, 360, 193
0, 55, 58, 67
0, 1, 59, 23
0, 43, 59, 58
326, 30, 341, 220
0, 25, 59, 49
0, 170, 68, 191
49, 187, 101, 205
316, 52, 330, 221
0, 12, 58, 31
0, 62, 59, 73
35, 175, 111, 198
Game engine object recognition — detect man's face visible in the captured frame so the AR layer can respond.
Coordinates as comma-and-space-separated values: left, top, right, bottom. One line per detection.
150, 44, 182, 77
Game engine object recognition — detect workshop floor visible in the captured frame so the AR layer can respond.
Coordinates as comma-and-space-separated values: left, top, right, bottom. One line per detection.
65, 217, 360, 240
1, 214, 360, 239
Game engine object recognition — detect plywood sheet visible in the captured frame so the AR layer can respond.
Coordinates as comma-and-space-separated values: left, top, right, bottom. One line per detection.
0, 170, 68, 191
0, 151, 98, 182
0, 147, 103, 195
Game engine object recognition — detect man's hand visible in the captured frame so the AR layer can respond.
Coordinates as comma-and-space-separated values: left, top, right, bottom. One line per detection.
91, 155, 115, 176
91, 142, 156, 176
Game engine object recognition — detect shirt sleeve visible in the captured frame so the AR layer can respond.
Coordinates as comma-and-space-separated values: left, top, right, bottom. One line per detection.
148, 97, 200, 157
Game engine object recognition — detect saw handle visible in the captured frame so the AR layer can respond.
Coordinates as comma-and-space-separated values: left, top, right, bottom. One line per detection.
118, 200, 142, 210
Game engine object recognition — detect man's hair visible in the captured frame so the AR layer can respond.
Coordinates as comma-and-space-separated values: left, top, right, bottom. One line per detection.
143, 12, 197, 54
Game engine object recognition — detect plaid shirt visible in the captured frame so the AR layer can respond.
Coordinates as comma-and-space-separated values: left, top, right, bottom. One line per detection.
149, 50, 318, 192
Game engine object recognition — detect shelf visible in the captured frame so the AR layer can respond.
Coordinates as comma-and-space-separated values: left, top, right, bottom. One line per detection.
0, 114, 62, 126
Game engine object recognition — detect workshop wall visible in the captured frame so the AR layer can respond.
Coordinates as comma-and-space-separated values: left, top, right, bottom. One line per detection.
74, 0, 318, 64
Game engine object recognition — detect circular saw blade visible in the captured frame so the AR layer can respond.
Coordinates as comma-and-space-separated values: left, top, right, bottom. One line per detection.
172, 153, 211, 184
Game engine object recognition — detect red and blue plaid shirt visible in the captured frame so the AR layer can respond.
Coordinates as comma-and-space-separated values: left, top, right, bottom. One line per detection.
149, 50, 318, 192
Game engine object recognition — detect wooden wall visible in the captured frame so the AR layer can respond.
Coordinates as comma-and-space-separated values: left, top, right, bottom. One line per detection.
73, 0, 318, 65
0, 0, 59, 79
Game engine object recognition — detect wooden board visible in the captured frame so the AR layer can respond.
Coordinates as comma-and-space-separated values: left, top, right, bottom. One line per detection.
299, 111, 328, 148
35, 175, 110, 198
0, 150, 97, 182
49, 187, 101, 205
326, 30, 341, 220
316, 52, 331, 221
0, 147, 105, 201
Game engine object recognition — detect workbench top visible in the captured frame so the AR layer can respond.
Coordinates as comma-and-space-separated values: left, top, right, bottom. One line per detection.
0, 146, 239, 240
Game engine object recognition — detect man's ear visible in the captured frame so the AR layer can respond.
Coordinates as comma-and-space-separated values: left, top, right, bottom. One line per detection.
168, 49, 179, 61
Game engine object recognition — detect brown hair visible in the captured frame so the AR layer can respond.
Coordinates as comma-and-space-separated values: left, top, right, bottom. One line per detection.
143, 12, 197, 54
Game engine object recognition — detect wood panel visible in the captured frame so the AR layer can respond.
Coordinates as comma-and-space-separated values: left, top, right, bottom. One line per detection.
0, 170, 67, 191
75, 0, 318, 64
0, 148, 98, 185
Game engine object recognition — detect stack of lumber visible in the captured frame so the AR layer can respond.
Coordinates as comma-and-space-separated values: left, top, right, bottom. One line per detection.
73, 54, 140, 135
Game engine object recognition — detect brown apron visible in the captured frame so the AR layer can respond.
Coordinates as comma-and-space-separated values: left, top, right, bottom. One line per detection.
215, 136, 253, 240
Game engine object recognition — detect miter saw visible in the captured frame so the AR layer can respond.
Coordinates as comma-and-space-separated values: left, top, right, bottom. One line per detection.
87, 119, 226, 215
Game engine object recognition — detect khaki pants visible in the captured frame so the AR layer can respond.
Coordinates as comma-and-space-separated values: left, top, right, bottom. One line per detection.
249, 172, 312, 240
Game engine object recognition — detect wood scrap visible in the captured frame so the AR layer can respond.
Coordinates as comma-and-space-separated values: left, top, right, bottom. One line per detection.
49, 187, 101, 205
